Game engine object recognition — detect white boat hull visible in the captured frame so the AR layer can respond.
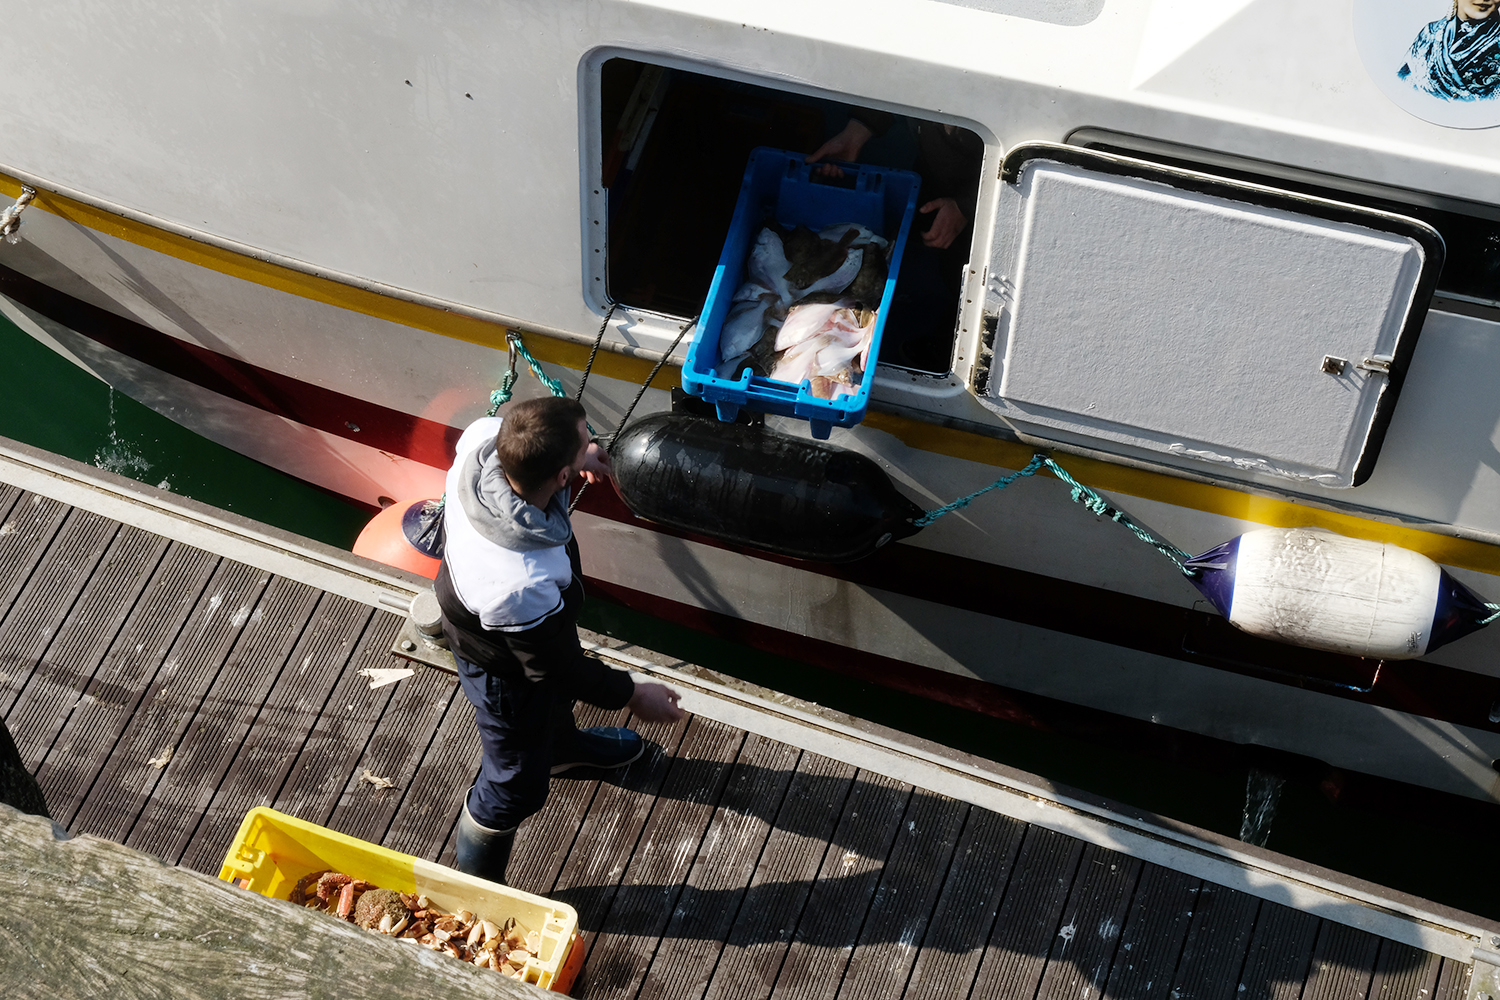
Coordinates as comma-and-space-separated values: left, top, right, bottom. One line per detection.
3, 0, 1500, 806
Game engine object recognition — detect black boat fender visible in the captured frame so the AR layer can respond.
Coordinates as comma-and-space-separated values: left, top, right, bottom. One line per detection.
611, 412, 925, 563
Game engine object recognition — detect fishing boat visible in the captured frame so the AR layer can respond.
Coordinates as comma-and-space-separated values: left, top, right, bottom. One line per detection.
3, 1, 1500, 808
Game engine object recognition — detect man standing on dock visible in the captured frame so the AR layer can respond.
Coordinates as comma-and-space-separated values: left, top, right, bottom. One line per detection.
434, 396, 684, 883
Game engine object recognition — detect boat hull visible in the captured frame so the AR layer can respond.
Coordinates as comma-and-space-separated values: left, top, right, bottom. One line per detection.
3, 0, 1500, 805
2, 209, 1499, 807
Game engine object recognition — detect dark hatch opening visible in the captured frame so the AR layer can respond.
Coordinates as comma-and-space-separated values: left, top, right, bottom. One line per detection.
599, 57, 983, 375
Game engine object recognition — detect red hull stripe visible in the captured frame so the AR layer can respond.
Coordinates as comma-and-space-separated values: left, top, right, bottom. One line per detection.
6, 259, 1499, 735
0, 261, 463, 468
575, 484, 1500, 735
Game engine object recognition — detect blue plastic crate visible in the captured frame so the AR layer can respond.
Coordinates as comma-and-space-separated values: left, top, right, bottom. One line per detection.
681, 147, 920, 439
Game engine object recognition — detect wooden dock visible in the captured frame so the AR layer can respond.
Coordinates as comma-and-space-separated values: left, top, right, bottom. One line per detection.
1, 434, 1498, 1000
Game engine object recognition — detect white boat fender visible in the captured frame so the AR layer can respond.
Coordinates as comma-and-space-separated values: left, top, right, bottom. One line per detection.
611, 412, 925, 563
1184, 527, 1495, 659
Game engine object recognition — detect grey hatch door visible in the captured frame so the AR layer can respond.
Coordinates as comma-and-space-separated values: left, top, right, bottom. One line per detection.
972, 143, 1443, 489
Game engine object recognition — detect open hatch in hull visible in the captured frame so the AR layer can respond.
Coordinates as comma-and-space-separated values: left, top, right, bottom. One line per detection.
975, 143, 1443, 489
598, 57, 984, 377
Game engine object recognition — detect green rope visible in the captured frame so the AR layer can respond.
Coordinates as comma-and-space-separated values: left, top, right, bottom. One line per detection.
1039, 456, 1196, 576
432, 331, 577, 513
515, 335, 569, 400
1482, 604, 1500, 626
486, 331, 594, 435
918, 452, 1197, 577
486, 364, 520, 417
913, 454, 1046, 526
489, 331, 569, 415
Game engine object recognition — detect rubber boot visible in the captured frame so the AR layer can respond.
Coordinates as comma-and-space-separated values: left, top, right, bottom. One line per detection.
454, 801, 517, 884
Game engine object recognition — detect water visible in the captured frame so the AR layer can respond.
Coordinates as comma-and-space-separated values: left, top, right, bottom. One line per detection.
1239, 769, 1286, 848
0, 313, 372, 547
2, 311, 1497, 921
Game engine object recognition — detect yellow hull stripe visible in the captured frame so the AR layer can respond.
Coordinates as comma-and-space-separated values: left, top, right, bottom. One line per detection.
0, 172, 669, 386
4, 173, 1496, 575
862, 411, 1500, 575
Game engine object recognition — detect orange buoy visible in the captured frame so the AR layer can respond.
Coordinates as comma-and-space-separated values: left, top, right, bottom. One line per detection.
353, 498, 444, 578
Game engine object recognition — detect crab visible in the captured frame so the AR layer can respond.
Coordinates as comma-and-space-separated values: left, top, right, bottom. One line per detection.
283, 872, 541, 979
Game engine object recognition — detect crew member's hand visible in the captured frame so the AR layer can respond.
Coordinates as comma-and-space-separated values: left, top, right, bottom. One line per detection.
627, 681, 684, 724
579, 441, 614, 485
805, 119, 874, 179
919, 197, 966, 249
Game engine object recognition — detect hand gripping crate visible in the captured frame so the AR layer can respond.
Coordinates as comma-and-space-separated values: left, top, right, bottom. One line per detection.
219, 807, 584, 993
681, 147, 920, 439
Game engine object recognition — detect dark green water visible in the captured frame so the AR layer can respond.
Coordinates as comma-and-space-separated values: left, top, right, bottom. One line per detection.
0, 314, 373, 547
2, 312, 1495, 920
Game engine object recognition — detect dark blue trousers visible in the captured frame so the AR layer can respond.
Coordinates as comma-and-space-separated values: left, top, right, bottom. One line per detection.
456, 654, 570, 830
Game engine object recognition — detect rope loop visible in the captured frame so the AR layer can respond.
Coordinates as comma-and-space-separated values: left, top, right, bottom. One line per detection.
1482, 604, 1500, 627
511, 331, 569, 399
486, 331, 590, 434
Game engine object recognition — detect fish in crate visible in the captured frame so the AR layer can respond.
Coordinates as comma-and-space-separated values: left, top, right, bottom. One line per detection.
715, 222, 890, 400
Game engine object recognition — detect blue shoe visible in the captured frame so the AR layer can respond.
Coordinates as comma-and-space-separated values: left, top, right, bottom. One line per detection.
550, 726, 644, 774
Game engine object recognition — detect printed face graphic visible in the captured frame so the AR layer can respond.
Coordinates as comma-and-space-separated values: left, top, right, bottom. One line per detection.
1458, 0, 1498, 21
1356, 0, 1500, 126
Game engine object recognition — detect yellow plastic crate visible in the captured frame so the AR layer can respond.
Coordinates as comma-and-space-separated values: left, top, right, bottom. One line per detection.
219, 807, 582, 992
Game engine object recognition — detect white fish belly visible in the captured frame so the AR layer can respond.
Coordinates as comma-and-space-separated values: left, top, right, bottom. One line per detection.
1229, 528, 1439, 659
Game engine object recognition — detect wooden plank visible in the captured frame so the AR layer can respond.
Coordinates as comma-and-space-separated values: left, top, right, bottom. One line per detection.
636, 732, 803, 1000
177, 594, 372, 874
0, 493, 70, 686
969, 826, 1087, 1000
1101, 864, 1201, 1000
702, 751, 859, 1000
5, 523, 168, 770
1364, 939, 1441, 1000
496, 700, 625, 893
125, 574, 322, 863
1301, 922, 1381, 1000
0, 505, 117, 718
68, 558, 268, 844
768, 770, 915, 1000
836, 793, 970, 999
323, 663, 458, 845
546, 709, 693, 932
381, 676, 483, 860
0, 803, 535, 999
1167, 882, 1262, 1000
1431, 958, 1471, 1000
271, 611, 406, 825
1235, 902, 1322, 1000
1035, 843, 1144, 1000
902, 808, 1027, 1000
574, 715, 747, 1000
30, 542, 221, 826
0, 482, 21, 524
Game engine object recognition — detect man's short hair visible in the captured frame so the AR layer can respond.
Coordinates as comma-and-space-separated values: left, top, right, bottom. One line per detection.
496, 397, 588, 494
